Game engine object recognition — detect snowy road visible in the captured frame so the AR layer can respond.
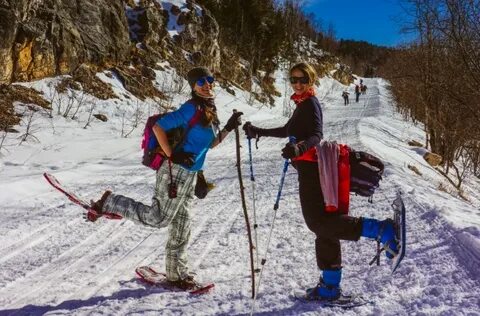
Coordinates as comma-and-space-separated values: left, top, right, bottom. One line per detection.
0, 76, 479, 315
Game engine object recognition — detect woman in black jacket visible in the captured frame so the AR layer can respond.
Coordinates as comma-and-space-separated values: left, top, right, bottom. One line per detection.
243, 62, 398, 301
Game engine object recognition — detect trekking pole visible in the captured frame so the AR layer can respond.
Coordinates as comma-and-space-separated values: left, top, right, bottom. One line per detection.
233, 109, 256, 299
247, 137, 260, 270
251, 136, 296, 315
273, 136, 296, 210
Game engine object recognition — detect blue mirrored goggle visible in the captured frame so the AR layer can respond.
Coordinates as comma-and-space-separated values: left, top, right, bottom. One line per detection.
196, 76, 215, 87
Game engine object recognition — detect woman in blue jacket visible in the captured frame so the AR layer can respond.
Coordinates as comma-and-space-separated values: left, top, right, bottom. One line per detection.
90, 67, 242, 290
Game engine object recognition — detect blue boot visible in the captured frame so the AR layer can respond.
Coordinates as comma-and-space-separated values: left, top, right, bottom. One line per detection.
306, 269, 342, 300
362, 218, 399, 259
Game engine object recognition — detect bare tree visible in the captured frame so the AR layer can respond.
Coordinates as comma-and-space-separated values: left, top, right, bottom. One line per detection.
18, 106, 39, 145
43, 82, 57, 119
156, 71, 184, 112
55, 93, 64, 115
121, 100, 145, 138
70, 90, 87, 120
0, 129, 8, 153
382, 0, 480, 189
62, 92, 76, 118
83, 99, 97, 129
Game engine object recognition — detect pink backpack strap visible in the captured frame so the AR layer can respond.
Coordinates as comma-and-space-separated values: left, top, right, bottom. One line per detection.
188, 106, 202, 128
174, 105, 203, 151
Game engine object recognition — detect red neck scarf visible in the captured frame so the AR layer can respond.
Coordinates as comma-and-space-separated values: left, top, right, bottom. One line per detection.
290, 88, 315, 105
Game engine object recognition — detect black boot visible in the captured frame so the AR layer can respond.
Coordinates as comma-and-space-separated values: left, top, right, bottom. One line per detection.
88, 190, 112, 222
167, 275, 199, 290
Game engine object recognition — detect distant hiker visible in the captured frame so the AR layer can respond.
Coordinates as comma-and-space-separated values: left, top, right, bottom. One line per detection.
361, 84, 367, 95
243, 62, 399, 302
355, 84, 361, 102
90, 67, 242, 290
342, 91, 349, 105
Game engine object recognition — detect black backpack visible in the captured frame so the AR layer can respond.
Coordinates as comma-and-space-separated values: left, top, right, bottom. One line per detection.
349, 150, 384, 197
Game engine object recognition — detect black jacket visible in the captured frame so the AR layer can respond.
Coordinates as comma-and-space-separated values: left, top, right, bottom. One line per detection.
258, 96, 323, 151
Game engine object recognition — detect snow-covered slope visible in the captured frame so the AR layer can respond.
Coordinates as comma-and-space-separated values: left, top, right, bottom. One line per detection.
0, 70, 479, 315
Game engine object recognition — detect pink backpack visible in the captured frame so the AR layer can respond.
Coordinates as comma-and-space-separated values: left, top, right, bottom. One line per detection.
141, 107, 202, 170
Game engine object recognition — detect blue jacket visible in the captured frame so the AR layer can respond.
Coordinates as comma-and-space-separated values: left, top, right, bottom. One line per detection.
156, 102, 216, 171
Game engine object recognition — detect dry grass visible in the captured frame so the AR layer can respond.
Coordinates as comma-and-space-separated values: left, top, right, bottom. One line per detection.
408, 140, 423, 147
111, 64, 166, 101
408, 164, 422, 176
0, 84, 50, 130
75, 65, 117, 100
437, 181, 470, 202
56, 65, 118, 100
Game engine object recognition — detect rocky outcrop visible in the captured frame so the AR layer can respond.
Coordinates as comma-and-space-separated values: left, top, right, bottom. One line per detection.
332, 65, 354, 85
0, 0, 130, 85
424, 152, 443, 167
172, 4, 220, 70
93, 113, 108, 122
314, 55, 353, 86
125, 0, 221, 78
217, 49, 250, 89
126, 0, 169, 63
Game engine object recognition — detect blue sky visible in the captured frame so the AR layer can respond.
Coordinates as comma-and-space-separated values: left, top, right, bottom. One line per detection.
303, 0, 415, 47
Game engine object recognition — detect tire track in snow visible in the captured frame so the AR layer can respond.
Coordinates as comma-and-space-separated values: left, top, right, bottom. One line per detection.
407, 197, 480, 281
188, 167, 250, 274
0, 220, 59, 260
0, 210, 96, 286
1, 219, 131, 307
0, 167, 156, 307
0, 198, 95, 259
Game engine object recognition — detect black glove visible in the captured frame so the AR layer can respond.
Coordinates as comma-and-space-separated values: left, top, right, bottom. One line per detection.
281, 142, 306, 159
243, 121, 261, 139
170, 151, 195, 167
224, 111, 243, 132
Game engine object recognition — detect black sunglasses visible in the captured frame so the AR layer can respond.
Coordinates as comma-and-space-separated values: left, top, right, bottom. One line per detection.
196, 76, 215, 87
289, 76, 309, 84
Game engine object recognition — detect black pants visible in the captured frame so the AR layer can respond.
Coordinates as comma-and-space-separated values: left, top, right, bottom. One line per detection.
296, 161, 363, 270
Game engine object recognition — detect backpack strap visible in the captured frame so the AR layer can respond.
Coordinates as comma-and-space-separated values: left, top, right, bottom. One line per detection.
187, 106, 202, 128
173, 104, 203, 153
167, 105, 202, 190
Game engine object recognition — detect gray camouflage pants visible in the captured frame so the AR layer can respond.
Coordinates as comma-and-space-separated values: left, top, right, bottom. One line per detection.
102, 162, 197, 281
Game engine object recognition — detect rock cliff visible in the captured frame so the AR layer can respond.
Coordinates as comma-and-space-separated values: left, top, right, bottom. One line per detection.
0, 0, 130, 84
0, 0, 353, 119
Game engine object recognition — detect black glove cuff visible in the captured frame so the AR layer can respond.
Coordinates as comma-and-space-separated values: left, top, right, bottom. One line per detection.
297, 143, 307, 155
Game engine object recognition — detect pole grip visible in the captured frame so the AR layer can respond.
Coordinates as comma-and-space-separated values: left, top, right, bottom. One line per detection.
248, 138, 255, 182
